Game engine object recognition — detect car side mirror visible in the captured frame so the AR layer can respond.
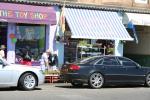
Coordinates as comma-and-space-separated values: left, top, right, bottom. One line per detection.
0, 61, 7, 68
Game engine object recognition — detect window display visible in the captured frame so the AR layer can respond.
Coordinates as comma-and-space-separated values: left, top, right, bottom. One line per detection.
15, 24, 46, 64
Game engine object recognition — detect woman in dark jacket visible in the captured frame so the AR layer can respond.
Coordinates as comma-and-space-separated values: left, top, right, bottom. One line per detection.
48, 53, 58, 70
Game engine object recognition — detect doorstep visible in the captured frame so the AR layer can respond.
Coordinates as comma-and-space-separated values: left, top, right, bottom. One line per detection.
45, 74, 60, 83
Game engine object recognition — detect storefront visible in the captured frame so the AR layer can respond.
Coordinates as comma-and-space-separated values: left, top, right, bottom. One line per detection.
0, 3, 56, 64
56, 8, 133, 63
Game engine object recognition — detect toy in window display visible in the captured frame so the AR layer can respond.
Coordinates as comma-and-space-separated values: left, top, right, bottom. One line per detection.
18, 47, 32, 66
21, 51, 32, 66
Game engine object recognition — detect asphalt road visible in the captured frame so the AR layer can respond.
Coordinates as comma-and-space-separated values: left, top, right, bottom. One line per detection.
0, 83, 150, 100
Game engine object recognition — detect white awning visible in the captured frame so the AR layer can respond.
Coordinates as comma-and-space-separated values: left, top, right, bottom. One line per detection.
123, 13, 150, 26
65, 8, 133, 41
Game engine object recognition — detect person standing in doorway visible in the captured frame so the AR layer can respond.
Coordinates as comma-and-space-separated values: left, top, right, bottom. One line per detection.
40, 49, 51, 73
48, 51, 58, 71
0, 45, 6, 59
0, 45, 8, 65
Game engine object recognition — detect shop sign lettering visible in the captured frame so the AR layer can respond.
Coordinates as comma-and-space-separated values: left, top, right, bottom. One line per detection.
0, 9, 48, 20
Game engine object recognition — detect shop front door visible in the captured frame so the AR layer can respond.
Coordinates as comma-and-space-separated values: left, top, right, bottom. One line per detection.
0, 22, 8, 56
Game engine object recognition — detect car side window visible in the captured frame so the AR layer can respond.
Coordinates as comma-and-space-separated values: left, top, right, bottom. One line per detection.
84, 57, 102, 65
118, 57, 137, 67
103, 57, 120, 66
122, 61, 137, 66
89, 59, 100, 65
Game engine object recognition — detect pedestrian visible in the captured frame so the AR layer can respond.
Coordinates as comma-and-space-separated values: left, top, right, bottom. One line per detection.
0, 45, 8, 65
48, 51, 58, 71
40, 49, 51, 73
0, 45, 6, 59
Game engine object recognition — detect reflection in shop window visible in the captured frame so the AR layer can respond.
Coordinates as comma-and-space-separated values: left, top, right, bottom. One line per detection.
15, 24, 46, 63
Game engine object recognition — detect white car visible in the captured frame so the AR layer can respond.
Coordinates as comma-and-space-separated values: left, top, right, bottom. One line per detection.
0, 59, 45, 90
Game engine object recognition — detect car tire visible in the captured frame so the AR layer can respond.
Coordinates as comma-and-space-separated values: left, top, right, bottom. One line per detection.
71, 82, 83, 87
88, 72, 104, 89
145, 73, 150, 87
18, 73, 37, 90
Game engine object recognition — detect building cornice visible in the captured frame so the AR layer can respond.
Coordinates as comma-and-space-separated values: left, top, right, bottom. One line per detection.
1, 0, 150, 14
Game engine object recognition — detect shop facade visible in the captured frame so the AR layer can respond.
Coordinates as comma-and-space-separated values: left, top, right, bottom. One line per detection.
55, 8, 134, 64
0, 3, 56, 64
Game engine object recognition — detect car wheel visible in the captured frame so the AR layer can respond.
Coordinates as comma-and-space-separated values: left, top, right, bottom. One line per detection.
145, 73, 150, 87
71, 82, 83, 87
18, 73, 37, 90
89, 72, 104, 89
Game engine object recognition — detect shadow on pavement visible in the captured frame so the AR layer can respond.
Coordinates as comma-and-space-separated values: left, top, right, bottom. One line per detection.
55, 83, 90, 89
55, 83, 147, 89
0, 87, 18, 91
0, 87, 42, 91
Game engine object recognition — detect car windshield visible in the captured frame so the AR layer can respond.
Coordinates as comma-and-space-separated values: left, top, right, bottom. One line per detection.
75, 56, 102, 64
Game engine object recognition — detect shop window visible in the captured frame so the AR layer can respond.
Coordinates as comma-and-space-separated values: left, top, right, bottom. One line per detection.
15, 24, 46, 63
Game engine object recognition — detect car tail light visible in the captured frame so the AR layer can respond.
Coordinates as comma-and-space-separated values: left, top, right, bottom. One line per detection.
69, 64, 80, 71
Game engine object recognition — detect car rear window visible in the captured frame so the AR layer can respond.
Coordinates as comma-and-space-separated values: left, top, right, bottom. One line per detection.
79, 56, 102, 64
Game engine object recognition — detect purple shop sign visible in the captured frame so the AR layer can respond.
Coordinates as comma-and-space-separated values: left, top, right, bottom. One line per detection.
0, 3, 56, 25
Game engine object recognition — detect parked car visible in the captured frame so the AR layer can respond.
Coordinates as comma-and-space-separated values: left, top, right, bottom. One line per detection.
60, 56, 150, 89
0, 59, 45, 90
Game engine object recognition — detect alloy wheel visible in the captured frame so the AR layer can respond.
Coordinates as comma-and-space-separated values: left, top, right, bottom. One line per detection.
146, 74, 150, 87
24, 74, 36, 89
19, 73, 37, 90
89, 73, 104, 89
